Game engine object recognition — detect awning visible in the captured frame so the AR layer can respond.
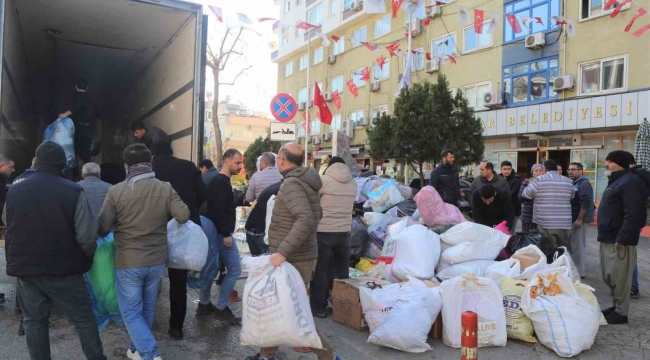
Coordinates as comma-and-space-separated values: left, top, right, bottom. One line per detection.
316, 147, 361, 156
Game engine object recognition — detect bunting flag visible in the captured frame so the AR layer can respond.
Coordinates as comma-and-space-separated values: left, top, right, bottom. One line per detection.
632, 22, 650, 36
377, 55, 387, 70
361, 67, 371, 82
317, 32, 330, 46
604, 0, 619, 10
506, 14, 523, 34
520, 15, 533, 30
566, 19, 576, 37
258, 17, 276, 23
237, 13, 252, 24
474, 9, 484, 34
392, 0, 403, 18
487, 13, 499, 34
551, 15, 567, 25
625, 7, 648, 32
346, 78, 359, 97
611, 0, 633, 18
297, 21, 318, 30
208, 6, 222, 23
313, 82, 332, 125
457, 6, 471, 26
423, 17, 432, 26
404, 29, 417, 37
365, 0, 387, 14
534, 16, 544, 25
387, 46, 401, 57
426, 52, 432, 61
395, 53, 412, 96
361, 42, 380, 51
332, 90, 342, 109
447, 55, 457, 65
331, 35, 341, 42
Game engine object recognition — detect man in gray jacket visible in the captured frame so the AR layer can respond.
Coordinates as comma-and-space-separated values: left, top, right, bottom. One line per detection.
245, 152, 282, 203
469, 161, 508, 202
78, 162, 111, 218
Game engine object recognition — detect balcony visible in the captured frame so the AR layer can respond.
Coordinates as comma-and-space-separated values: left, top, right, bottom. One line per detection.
342, 1, 363, 21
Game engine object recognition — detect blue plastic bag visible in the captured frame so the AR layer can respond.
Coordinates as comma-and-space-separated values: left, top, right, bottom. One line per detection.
187, 216, 221, 290
43, 117, 76, 169
84, 233, 123, 332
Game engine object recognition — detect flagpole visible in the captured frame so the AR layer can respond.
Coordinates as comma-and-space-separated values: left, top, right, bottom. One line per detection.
305, 27, 311, 168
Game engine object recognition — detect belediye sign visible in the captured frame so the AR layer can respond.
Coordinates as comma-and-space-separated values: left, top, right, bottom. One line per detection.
270, 122, 297, 141
476, 91, 650, 137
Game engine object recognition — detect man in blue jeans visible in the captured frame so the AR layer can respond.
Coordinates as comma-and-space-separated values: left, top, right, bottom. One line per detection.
99, 144, 190, 360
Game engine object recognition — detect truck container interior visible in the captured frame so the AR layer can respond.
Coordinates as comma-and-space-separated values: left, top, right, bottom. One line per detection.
0, 0, 205, 176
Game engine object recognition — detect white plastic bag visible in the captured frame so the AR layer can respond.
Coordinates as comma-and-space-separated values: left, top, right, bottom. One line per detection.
381, 217, 416, 257
368, 180, 403, 213
240, 256, 323, 349
485, 259, 521, 288
512, 245, 548, 281
439, 222, 510, 248
435, 242, 453, 273
550, 247, 581, 284
521, 272, 599, 357
368, 277, 442, 353
440, 274, 507, 348
574, 281, 608, 326
441, 242, 502, 265
390, 225, 441, 281
436, 260, 498, 281
263, 195, 276, 245
359, 283, 401, 333
363, 212, 386, 227
166, 220, 209, 271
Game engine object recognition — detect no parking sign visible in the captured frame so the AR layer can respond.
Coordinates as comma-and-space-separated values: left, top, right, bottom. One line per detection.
270, 93, 297, 122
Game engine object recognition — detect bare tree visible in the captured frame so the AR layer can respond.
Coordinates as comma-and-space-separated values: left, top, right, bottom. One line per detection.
206, 25, 257, 167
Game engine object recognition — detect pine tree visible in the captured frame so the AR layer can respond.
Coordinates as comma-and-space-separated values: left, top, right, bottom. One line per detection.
243, 136, 281, 177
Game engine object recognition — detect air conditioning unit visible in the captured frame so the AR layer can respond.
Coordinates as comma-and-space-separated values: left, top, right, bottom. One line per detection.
312, 136, 321, 144
425, 60, 439, 74
298, 102, 306, 111
352, 0, 361, 11
370, 81, 380, 92
484, 91, 503, 108
412, 22, 423, 37
425, 6, 441, 17
322, 133, 332, 141
553, 75, 574, 91
324, 92, 332, 102
327, 55, 336, 64
525, 32, 545, 50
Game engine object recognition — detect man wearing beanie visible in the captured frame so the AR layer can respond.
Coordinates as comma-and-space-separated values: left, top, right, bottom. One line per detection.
471, 184, 515, 232
150, 139, 207, 340
4, 141, 107, 359
598, 150, 647, 324
99, 143, 189, 360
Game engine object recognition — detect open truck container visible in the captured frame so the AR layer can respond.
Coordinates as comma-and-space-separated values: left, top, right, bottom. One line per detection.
0, 0, 208, 173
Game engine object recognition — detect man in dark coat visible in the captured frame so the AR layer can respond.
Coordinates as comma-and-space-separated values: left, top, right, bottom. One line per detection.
58, 78, 95, 164
150, 140, 207, 340
499, 161, 521, 230
132, 120, 169, 149
429, 149, 461, 206
598, 150, 647, 324
627, 153, 650, 299
471, 184, 515, 232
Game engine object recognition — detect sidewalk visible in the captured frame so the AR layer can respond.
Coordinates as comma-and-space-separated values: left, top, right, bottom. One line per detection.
1, 227, 649, 359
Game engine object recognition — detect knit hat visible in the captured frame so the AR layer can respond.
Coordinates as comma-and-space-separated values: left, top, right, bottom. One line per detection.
150, 140, 173, 156
329, 156, 345, 166
606, 150, 630, 170
34, 141, 67, 170
531, 163, 543, 175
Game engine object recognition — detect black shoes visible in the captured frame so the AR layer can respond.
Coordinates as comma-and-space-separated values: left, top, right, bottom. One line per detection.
214, 307, 241, 325
605, 311, 628, 324
311, 308, 328, 319
196, 303, 216, 316
602, 306, 616, 317
168, 328, 184, 340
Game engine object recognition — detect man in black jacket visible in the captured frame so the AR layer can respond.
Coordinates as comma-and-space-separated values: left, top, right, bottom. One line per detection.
499, 161, 521, 230
245, 181, 281, 256
150, 140, 208, 340
627, 153, 650, 299
472, 184, 515, 232
4, 142, 106, 359
132, 120, 169, 149
598, 150, 647, 324
429, 149, 461, 206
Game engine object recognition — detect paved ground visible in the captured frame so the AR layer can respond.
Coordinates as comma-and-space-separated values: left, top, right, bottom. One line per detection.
1, 226, 650, 360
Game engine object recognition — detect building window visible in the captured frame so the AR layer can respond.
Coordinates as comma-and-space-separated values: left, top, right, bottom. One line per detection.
229, 129, 245, 139
311, 119, 321, 134
579, 55, 627, 95
350, 110, 364, 127
580, 0, 630, 20
403, 49, 424, 70
313, 47, 324, 64
374, 15, 391, 39
371, 104, 388, 123
307, 3, 323, 26
502, 57, 559, 106
331, 114, 342, 130
463, 23, 492, 53
432, 33, 456, 58
352, 68, 367, 87
331, 0, 338, 16
373, 60, 390, 81
343, 0, 355, 11
462, 82, 491, 110
299, 53, 309, 71
331, 75, 344, 93
284, 0, 291, 13
353, 26, 367, 47
298, 87, 308, 104
504, 0, 560, 42
285, 62, 293, 77
333, 36, 345, 55
281, 28, 289, 45
404, 1, 425, 30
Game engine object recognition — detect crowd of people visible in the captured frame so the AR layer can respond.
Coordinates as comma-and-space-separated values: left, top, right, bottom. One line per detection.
429, 148, 649, 325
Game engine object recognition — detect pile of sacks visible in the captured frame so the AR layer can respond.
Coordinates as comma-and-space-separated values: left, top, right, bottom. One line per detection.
354, 177, 412, 213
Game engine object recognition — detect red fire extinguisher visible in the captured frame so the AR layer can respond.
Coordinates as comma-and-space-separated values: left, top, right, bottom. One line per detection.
461, 311, 478, 360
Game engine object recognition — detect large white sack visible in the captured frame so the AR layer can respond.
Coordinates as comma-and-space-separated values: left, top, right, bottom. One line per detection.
512, 245, 548, 281
485, 259, 521, 288
381, 217, 416, 257
263, 195, 276, 245
549, 247, 581, 284
573, 281, 608, 326
359, 283, 401, 333
440, 274, 507, 348
240, 256, 323, 349
167, 220, 209, 271
436, 242, 453, 273
436, 260, 498, 281
521, 272, 599, 357
439, 222, 510, 248
390, 225, 441, 282
368, 277, 442, 353
442, 241, 502, 265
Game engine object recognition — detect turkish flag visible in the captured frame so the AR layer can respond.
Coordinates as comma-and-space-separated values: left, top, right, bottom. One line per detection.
611, 0, 632, 18
332, 35, 341, 42
534, 16, 544, 25
313, 82, 332, 125
297, 21, 317, 30
506, 14, 523, 34
361, 42, 379, 51
208, 6, 222, 23
423, 17, 431, 26
346, 78, 359, 98
392, 0, 403, 18
632, 23, 650, 37
361, 67, 370, 82
332, 90, 342, 109
426, 52, 432, 61
625, 8, 647, 32
447, 55, 457, 64
474, 9, 484, 34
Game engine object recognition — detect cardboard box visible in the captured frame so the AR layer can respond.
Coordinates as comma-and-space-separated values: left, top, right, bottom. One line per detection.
331, 277, 390, 331
512, 253, 541, 272
428, 313, 443, 339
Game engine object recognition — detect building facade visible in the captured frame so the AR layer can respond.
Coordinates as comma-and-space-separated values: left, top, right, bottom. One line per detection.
272, 0, 649, 201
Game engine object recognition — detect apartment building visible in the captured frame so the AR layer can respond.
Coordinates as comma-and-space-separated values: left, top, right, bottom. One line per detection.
272, 0, 649, 200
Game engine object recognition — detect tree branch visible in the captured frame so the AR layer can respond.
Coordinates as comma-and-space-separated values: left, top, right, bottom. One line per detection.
221, 27, 245, 70
218, 27, 232, 59
219, 66, 252, 86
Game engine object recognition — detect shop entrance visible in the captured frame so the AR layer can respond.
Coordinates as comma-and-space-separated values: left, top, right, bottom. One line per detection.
517, 151, 538, 179
548, 150, 571, 175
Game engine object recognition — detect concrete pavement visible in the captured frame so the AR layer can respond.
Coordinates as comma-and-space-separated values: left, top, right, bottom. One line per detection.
1, 227, 650, 359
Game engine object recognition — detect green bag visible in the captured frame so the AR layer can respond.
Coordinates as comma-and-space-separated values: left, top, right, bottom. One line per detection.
85, 233, 123, 331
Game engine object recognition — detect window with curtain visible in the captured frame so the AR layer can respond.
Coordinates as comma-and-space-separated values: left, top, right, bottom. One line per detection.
502, 57, 559, 106
403, 50, 424, 70
432, 33, 457, 58
464, 23, 492, 53
331, 76, 344, 93
374, 15, 391, 38
353, 27, 367, 47
504, 0, 560, 42
462, 82, 491, 110
307, 3, 323, 25
579, 56, 626, 95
